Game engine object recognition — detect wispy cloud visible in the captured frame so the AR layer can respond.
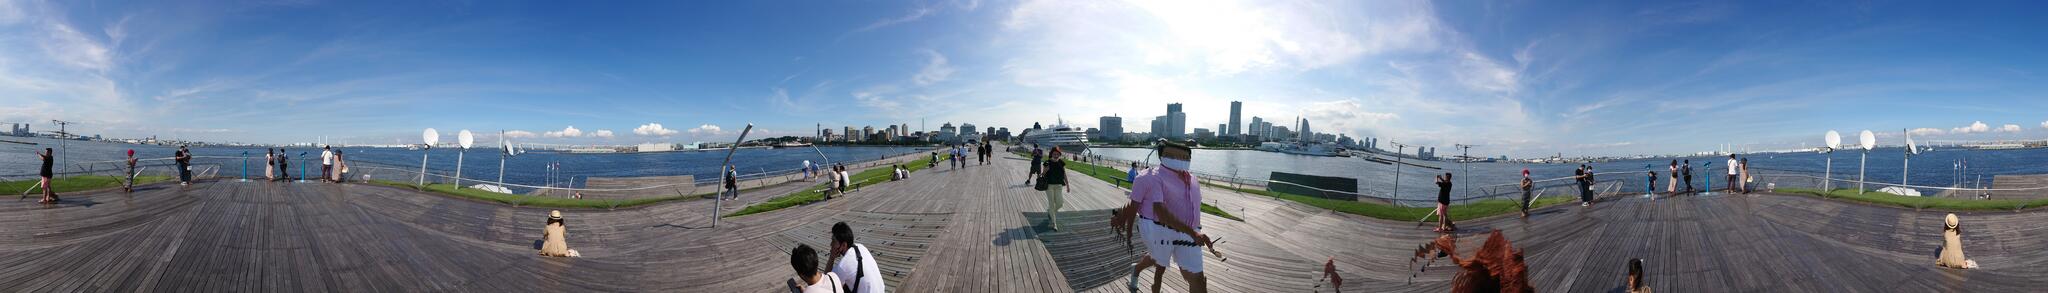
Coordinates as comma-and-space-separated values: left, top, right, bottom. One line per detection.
857, 5, 938, 32
1908, 128, 1945, 136
504, 130, 538, 138
1997, 124, 2023, 133
591, 129, 615, 138
912, 50, 954, 86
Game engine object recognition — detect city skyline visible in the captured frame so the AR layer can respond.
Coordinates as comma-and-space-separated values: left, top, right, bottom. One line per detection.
6, 1, 2048, 157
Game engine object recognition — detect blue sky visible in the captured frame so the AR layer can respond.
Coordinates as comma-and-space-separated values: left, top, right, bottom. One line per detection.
5, 0, 2048, 157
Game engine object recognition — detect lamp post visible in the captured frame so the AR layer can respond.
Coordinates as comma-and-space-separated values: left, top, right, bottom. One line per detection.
455, 130, 474, 190
1390, 142, 1408, 202
420, 128, 439, 189
1823, 131, 1841, 192
1858, 130, 1875, 194
713, 123, 756, 229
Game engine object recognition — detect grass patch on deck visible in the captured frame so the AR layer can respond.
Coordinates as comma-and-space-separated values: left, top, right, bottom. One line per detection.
1056, 159, 1243, 221
724, 155, 943, 218
1776, 187, 2048, 210
1203, 182, 1574, 222
366, 180, 707, 209
2, 175, 173, 194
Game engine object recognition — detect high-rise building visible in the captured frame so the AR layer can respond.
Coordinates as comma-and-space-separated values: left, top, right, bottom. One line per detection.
939, 123, 958, 143
1151, 116, 1167, 140
1299, 118, 1312, 142
1099, 116, 1124, 142
844, 126, 857, 142
863, 126, 876, 142
1249, 117, 1264, 141
1165, 103, 1186, 140
1228, 101, 1242, 137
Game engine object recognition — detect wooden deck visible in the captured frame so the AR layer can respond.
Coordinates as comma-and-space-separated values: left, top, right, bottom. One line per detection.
5, 149, 2047, 292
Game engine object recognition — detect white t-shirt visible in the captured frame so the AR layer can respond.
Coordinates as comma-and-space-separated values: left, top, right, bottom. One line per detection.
322, 150, 334, 165
1727, 158, 1738, 175
831, 243, 886, 293
804, 160, 812, 170
799, 273, 845, 293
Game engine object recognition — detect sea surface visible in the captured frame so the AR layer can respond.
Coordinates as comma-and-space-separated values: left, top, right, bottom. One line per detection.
1089, 146, 2048, 201
0, 136, 929, 188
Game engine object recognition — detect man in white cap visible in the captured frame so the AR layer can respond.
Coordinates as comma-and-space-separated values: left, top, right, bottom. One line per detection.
1114, 139, 1216, 293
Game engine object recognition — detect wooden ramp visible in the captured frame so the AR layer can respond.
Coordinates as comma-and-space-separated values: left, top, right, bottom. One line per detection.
6, 148, 2048, 292
575, 175, 697, 200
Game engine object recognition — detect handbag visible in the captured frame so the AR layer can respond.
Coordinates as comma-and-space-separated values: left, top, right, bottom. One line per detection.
1034, 176, 1049, 191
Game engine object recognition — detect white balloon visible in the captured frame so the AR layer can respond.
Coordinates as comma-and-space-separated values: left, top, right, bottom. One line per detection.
1859, 130, 1876, 151
458, 130, 475, 149
1825, 130, 1842, 149
423, 128, 441, 146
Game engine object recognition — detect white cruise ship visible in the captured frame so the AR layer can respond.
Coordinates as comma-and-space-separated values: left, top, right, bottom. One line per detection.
1020, 123, 1089, 153
1257, 141, 1344, 157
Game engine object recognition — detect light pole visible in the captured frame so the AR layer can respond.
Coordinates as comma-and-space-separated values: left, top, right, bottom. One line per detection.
1858, 130, 1875, 194
499, 130, 519, 190
1823, 131, 1841, 192
713, 123, 756, 229
1454, 144, 1479, 198
455, 130, 474, 190
1391, 142, 1409, 202
420, 128, 439, 189
51, 120, 72, 176
1902, 128, 1919, 187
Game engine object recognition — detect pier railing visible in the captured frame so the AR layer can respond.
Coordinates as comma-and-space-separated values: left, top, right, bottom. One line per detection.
332, 148, 934, 201
1048, 150, 1645, 208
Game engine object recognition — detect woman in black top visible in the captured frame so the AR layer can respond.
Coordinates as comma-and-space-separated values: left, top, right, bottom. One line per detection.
276, 151, 288, 181
1519, 170, 1533, 218
1041, 147, 1071, 231
1435, 173, 1455, 232
1576, 166, 1591, 207
37, 148, 58, 203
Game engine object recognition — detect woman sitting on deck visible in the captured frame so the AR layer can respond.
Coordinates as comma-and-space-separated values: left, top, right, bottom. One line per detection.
539, 210, 580, 257
1937, 213, 1978, 269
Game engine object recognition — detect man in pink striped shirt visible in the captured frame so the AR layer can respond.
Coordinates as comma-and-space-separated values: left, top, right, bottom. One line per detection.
1113, 140, 1214, 293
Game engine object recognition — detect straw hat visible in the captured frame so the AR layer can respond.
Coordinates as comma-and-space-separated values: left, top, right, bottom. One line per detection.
1945, 213, 1958, 229
549, 210, 563, 220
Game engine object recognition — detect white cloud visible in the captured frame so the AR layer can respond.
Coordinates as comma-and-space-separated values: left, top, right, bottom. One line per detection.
2040, 120, 2047, 129
913, 50, 954, 86
633, 123, 678, 136
1998, 124, 2022, 133
543, 126, 583, 138
1951, 121, 1991, 134
591, 129, 615, 138
503, 130, 538, 138
689, 124, 723, 135
1907, 128, 1945, 136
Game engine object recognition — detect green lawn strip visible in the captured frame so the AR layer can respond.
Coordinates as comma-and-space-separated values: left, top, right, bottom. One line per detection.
725, 155, 943, 218
1775, 187, 2048, 211
1202, 182, 1572, 222
1056, 159, 1244, 221
364, 178, 758, 209
2, 175, 174, 194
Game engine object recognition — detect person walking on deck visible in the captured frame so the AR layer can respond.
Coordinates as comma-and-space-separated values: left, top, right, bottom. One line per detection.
124, 150, 138, 192
1725, 154, 1739, 193
276, 150, 289, 182
1681, 159, 1694, 193
1667, 160, 1679, 195
1435, 173, 1456, 232
827, 222, 885, 293
1039, 147, 1072, 230
803, 160, 813, 181
723, 166, 741, 201
175, 146, 193, 186
320, 146, 334, 183
36, 148, 58, 204
265, 149, 276, 181
1026, 147, 1044, 185
1519, 169, 1533, 218
1112, 140, 1214, 293
1576, 166, 1592, 207
1645, 171, 1657, 199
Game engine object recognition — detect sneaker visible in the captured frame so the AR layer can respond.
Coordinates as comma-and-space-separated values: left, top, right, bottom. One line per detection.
1127, 264, 1142, 292
1581, 202, 1590, 207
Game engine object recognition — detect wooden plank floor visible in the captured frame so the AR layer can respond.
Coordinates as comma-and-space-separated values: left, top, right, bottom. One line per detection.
5, 149, 2048, 292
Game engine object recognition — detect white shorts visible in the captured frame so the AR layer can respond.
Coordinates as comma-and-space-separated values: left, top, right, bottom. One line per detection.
1139, 219, 1204, 273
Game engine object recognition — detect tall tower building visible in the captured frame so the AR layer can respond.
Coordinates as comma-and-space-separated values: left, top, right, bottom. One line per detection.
1227, 101, 1242, 137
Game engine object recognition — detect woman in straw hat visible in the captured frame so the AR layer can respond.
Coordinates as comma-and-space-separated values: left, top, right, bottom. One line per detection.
540, 210, 579, 257
1936, 213, 1977, 269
